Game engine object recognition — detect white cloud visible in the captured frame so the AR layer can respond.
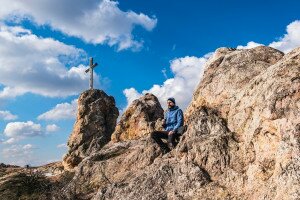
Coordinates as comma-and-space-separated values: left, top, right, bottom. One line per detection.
123, 88, 142, 108
1, 121, 59, 144
269, 20, 300, 53
23, 144, 34, 150
123, 55, 210, 110
46, 124, 60, 132
237, 20, 300, 53
1, 144, 35, 166
237, 41, 263, 49
3, 121, 43, 139
2, 145, 33, 158
0, 25, 101, 99
38, 99, 77, 121
0, 87, 27, 99
3, 137, 18, 144
57, 143, 67, 148
0, 110, 18, 120
2, 145, 29, 158
0, 0, 157, 51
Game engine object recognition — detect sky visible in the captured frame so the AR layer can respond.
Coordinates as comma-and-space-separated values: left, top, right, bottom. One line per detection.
0, 0, 300, 166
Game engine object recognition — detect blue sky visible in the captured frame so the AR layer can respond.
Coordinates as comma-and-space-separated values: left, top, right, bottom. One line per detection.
0, 0, 300, 166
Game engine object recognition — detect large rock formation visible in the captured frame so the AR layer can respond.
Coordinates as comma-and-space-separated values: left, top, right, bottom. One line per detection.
57, 46, 299, 200
62, 89, 119, 170
61, 107, 236, 200
111, 93, 164, 142
185, 46, 300, 199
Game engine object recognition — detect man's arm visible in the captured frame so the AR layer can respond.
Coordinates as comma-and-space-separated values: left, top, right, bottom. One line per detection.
173, 109, 184, 132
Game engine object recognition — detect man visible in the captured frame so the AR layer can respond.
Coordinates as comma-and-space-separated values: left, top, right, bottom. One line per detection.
151, 97, 184, 154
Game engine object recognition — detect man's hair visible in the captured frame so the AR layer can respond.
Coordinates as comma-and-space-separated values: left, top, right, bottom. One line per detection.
167, 97, 176, 104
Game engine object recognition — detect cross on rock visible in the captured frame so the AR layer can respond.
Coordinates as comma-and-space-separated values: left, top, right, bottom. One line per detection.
85, 57, 98, 89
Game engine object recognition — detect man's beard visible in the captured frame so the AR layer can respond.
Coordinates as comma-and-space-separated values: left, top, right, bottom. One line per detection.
168, 105, 174, 108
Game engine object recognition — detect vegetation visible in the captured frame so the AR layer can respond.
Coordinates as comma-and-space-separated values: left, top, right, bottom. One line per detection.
0, 170, 74, 200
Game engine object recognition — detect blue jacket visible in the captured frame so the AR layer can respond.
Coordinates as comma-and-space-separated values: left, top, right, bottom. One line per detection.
164, 106, 184, 132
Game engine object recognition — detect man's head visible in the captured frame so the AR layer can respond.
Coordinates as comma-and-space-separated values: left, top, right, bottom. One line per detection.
167, 97, 176, 108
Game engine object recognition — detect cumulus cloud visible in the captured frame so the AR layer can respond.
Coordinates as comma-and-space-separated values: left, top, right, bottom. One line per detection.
123, 88, 142, 108
237, 41, 263, 49
2, 144, 34, 158
269, 20, 300, 53
123, 55, 210, 111
23, 144, 34, 150
3, 121, 43, 139
0, 87, 27, 100
46, 124, 60, 132
0, 25, 101, 99
1, 121, 58, 144
1, 144, 36, 166
38, 99, 77, 121
0, 110, 18, 120
2, 138, 18, 145
0, 0, 157, 51
237, 20, 300, 53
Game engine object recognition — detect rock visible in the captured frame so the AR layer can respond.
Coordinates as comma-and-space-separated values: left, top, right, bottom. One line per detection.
186, 46, 284, 120
62, 89, 119, 170
57, 46, 300, 200
35, 162, 64, 177
111, 93, 164, 142
186, 46, 300, 199
59, 106, 235, 200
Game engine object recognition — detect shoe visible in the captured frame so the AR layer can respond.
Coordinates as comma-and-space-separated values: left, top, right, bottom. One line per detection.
168, 143, 175, 150
161, 147, 170, 155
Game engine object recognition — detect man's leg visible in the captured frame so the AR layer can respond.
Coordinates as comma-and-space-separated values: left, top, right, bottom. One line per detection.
168, 132, 178, 149
151, 131, 170, 152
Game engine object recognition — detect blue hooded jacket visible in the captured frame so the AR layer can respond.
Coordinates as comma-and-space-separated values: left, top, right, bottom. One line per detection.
164, 106, 184, 132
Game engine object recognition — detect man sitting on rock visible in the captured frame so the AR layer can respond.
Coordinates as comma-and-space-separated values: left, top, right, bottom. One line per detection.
151, 97, 184, 154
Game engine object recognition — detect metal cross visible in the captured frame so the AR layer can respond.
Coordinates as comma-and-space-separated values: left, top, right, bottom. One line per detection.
85, 57, 98, 89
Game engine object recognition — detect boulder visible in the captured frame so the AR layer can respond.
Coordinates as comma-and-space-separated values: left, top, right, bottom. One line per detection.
111, 93, 164, 142
62, 89, 119, 170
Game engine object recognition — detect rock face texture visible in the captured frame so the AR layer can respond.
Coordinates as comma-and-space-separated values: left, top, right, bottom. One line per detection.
62, 89, 119, 170
185, 46, 300, 199
111, 93, 164, 142
58, 46, 300, 200
61, 107, 236, 200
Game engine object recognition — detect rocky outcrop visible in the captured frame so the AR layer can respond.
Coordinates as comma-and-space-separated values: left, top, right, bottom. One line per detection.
59, 106, 237, 200
111, 93, 164, 142
62, 89, 119, 170
185, 46, 284, 120
185, 46, 300, 199
57, 46, 299, 200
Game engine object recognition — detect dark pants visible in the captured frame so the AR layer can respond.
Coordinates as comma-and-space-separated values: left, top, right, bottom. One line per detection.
151, 130, 179, 150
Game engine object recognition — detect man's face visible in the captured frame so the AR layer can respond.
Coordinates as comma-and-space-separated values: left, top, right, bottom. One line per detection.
167, 100, 175, 108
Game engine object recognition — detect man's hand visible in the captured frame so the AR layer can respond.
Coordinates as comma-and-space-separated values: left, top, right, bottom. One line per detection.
168, 130, 174, 135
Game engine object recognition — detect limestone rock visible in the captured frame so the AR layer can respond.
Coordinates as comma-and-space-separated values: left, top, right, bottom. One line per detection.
62, 89, 119, 170
57, 46, 300, 200
111, 93, 164, 142
186, 46, 284, 120
186, 46, 300, 199
58, 106, 235, 200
